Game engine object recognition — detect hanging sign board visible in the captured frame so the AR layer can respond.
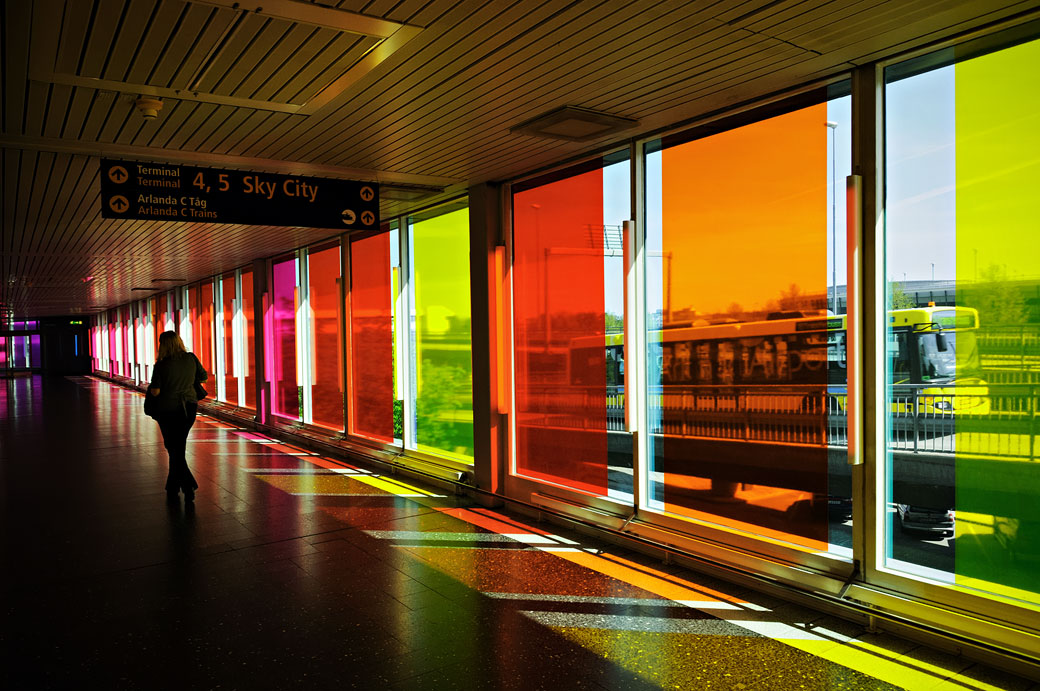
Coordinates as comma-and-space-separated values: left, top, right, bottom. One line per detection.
99, 159, 379, 230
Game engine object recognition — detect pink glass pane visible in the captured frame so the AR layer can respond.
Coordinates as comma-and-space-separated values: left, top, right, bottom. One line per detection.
242, 269, 256, 410
270, 258, 299, 420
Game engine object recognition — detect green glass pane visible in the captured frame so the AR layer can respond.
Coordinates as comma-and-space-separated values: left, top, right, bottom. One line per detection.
411, 208, 474, 462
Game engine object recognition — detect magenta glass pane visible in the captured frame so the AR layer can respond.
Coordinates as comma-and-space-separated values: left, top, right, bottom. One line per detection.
30, 335, 41, 367
270, 258, 299, 420
0, 337, 7, 368
13, 336, 28, 368
242, 269, 256, 410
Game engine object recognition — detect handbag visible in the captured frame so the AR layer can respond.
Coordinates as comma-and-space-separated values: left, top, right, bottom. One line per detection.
194, 382, 208, 400
143, 393, 160, 419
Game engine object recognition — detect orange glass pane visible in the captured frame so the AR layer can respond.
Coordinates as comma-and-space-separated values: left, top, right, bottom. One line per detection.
652, 103, 833, 548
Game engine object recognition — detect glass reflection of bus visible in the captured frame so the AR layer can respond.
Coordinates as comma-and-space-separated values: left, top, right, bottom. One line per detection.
570, 305, 989, 429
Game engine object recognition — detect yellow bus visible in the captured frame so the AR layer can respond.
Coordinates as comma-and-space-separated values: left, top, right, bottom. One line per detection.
570, 305, 989, 418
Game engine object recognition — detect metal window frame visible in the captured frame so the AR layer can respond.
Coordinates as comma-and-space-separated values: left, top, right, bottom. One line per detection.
859, 16, 1040, 646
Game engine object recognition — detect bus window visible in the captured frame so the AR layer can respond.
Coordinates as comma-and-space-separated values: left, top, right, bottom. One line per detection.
888, 331, 911, 383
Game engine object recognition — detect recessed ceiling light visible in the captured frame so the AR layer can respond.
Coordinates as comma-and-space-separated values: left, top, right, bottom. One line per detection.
510, 105, 638, 142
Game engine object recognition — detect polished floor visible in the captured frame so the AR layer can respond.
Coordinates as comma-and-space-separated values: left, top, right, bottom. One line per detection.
1, 375, 1036, 690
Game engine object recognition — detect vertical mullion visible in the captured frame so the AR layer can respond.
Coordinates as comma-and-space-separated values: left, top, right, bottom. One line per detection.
632, 142, 649, 513
400, 218, 415, 450
215, 278, 226, 402
340, 235, 351, 437
298, 250, 312, 424
235, 269, 245, 406
851, 63, 884, 581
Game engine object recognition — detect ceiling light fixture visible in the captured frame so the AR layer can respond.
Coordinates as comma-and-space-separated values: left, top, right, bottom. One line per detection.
510, 105, 638, 142
135, 96, 163, 120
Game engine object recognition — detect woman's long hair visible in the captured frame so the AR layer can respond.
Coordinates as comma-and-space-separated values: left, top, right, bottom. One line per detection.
156, 330, 187, 361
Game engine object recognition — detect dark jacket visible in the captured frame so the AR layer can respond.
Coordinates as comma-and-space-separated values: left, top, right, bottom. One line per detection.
149, 352, 207, 414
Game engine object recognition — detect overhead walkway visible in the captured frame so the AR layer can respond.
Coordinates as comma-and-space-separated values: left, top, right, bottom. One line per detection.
1, 374, 1036, 690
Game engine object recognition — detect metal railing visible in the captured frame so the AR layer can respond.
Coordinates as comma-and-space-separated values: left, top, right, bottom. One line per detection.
557, 383, 1040, 461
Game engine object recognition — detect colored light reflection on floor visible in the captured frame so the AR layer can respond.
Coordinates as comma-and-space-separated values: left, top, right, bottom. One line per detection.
160, 399, 1030, 691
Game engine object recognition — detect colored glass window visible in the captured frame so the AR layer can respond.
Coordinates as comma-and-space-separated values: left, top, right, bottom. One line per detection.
409, 206, 474, 462
242, 268, 256, 410
221, 274, 238, 406
308, 244, 344, 431
644, 94, 851, 552
511, 156, 630, 497
270, 257, 300, 420
885, 36, 1040, 604
348, 228, 395, 443
198, 283, 214, 375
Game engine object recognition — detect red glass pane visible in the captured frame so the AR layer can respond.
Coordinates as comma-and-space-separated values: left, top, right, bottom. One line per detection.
308, 244, 343, 431
512, 169, 609, 495
242, 269, 256, 410
221, 274, 238, 406
348, 230, 394, 443
198, 283, 214, 374
270, 258, 299, 420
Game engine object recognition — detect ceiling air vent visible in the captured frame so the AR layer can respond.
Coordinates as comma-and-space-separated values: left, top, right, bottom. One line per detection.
510, 106, 638, 142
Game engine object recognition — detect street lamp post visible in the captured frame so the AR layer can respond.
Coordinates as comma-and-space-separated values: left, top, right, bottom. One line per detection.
826, 121, 838, 314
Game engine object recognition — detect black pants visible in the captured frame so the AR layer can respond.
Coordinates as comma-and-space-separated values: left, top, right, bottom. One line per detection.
157, 402, 198, 492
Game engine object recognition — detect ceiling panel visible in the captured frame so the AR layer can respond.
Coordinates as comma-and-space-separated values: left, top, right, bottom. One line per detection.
3, 0, 1040, 318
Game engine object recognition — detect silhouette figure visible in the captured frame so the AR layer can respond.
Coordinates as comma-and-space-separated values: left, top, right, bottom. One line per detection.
147, 331, 207, 502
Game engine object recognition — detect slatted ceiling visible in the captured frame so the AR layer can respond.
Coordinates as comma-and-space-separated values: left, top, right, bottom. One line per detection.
237, 0, 489, 158
6, 1, 1040, 316
283, 0, 567, 166
320, 0, 613, 167
124, 2, 183, 84
236, 24, 314, 101
351, 1, 737, 172
378, 11, 740, 173
360, 13, 748, 175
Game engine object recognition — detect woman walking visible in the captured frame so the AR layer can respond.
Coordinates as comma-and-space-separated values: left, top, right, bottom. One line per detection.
148, 331, 207, 502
